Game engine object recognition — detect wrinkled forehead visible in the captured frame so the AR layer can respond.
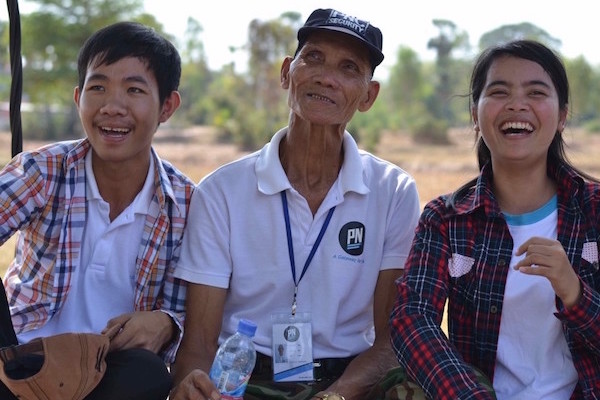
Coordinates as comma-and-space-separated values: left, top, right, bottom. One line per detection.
300, 31, 370, 61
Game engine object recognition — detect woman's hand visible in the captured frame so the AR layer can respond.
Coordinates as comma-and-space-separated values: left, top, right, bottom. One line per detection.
515, 236, 582, 308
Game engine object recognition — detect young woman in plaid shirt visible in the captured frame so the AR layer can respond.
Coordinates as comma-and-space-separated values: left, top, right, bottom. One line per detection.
391, 40, 600, 399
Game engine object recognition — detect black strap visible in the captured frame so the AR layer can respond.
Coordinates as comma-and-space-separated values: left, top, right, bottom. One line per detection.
0, 278, 17, 348
6, 0, 23, 158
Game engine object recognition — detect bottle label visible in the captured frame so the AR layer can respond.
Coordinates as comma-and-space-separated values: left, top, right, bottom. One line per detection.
210, 363, 251, 399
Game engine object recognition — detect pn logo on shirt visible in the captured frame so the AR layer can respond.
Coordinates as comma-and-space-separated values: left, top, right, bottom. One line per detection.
339, 221, 365, 256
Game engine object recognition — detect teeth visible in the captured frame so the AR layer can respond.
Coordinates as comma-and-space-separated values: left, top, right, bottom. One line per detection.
500, 121, 533, 132
102, 126, 129, 133
101, 126, 129, 134
310, 94, 333, 103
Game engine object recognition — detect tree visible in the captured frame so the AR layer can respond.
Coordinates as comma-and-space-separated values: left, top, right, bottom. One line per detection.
176, 17, 213, 127
224, 11, 300, 150
17, 0, 166, 139
478, 22, 561, 53
565, 56, 599, 124
0, 21, 11, 105
427, 19, 469, 120
386, 46, 431, 130
414, 19, 470, 144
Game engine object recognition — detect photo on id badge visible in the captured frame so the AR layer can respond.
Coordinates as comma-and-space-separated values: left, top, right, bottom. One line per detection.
271, 312, 313, 382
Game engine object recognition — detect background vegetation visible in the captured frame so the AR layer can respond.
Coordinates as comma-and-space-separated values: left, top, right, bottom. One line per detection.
2, 0, 600, 152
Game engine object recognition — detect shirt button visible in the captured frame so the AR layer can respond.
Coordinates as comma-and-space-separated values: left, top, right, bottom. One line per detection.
490, 305, 498, 314
498, 260, 506, 266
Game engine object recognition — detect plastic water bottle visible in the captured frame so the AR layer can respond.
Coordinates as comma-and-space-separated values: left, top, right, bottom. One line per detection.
209, 319, 257, 400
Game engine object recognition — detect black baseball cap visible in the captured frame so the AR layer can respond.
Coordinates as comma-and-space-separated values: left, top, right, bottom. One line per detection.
297, 8, 384, 70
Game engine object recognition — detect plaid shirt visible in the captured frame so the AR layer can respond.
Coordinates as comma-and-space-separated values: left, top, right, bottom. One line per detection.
0, 139, 194, 363
391, 162, 600, 399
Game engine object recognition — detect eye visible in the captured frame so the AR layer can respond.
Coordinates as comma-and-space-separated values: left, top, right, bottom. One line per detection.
86, 84, 104, 92
128, 87, 145, 94
487, 88, 508, 97
529, 88, 548, 97
304, 50, 322, 62
341, 61, 360, 73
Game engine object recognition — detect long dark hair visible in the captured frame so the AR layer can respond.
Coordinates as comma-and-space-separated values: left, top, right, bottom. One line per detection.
448, 39, 598, 209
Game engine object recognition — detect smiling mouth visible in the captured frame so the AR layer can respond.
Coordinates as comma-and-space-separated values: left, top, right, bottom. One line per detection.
500, 121, 534, 135
309, 93, 334, 104
100, 126, 130, 137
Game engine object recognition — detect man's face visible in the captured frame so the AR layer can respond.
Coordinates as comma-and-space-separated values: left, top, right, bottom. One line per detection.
74, 56, 176, 171
281, 31, 378, 127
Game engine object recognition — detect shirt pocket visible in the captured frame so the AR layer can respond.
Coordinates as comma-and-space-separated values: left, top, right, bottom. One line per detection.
580, 241, 600, 289
581, 241, 599, 270
448, 253, 475, 278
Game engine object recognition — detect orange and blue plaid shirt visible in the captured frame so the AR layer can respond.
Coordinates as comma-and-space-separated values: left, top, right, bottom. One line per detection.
0, 139, 194, 363
391, 162, 600, 399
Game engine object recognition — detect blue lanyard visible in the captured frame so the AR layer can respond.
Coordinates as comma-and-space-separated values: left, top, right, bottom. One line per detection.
281, 191, 335, 315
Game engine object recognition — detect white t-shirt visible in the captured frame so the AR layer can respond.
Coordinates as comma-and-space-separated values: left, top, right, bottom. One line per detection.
18, 153, 154, 343
175, 128, 421, 357
495, 195, 578, 399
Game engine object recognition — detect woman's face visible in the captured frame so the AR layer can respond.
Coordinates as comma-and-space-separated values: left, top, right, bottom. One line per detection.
472, 55, 567, 166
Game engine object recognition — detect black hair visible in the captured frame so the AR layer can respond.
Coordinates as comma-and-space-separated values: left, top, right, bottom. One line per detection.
77, 21, 181, 105
448, 39, 598, 209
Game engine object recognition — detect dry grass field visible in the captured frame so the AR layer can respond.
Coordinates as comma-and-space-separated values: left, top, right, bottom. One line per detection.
1, 125, 599, 278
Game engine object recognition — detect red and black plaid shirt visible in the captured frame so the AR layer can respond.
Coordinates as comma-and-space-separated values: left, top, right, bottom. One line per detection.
391, 162, 600, 399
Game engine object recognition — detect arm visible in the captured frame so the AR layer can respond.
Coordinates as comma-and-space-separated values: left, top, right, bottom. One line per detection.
390, 202, 494, 399
170, 283, 227, 399
314, 170, 421, 399
318, 268, 402, 400
0, 152, 48, 243
102, 264, 188, 356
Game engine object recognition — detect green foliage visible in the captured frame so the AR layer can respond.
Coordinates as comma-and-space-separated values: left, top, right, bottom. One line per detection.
347, 98, 390, 152
385, 47, 431, 129
411, 115, 451, 145
7, 0, 168, 140
21, 103, 81, 140
566, 56, 600, 124
478, 23, 561, 52
216, 13, 296, 151
5, 6, 600, 153
584, 119, 600, 133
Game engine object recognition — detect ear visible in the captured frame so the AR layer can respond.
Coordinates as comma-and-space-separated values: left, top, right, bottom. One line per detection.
73, 86, 81, 107
471, 105, 479, 132
280, 56, 293, 89
558, 106, 568, 132
159, 91, 181, 123
357, 80, 380, 112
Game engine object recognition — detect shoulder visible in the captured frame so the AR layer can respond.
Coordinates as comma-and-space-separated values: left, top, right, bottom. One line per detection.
157, 157, 195, 188
8, 139, 86, 177
199, 151, 260, 187
358, 150, 416, 187
20, 139, 83, 161
420, 194, 457, 222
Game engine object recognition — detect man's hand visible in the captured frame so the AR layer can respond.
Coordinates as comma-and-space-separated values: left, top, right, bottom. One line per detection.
102, 311, 175, 353
170, 369, 220, 400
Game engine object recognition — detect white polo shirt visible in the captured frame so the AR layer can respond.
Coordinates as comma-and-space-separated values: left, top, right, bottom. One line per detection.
175, 128, 420, 357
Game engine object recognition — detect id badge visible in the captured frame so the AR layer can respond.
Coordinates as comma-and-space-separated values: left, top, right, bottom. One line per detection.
271, 312, 313, 382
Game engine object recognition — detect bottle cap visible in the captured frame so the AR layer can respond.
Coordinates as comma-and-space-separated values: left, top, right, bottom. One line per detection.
237, 319, 257, 338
